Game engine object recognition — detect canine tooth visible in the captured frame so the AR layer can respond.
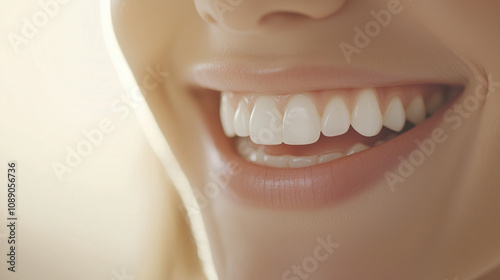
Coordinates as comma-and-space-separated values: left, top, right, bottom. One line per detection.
283, 95, 321, 145
289, 155, 318, 168
234, 100, 250, 137
322, 97, 350, 137
375, 140, 386, 146
426, 93, 444, 115
250, 96, 283, 145
263, 154, 289, 168
220, 92, 236, 137
318, 152, 344, 164
351, 89, 383, 137
346, 143, 370, 155
406, 95, 426, 124
383, 97, 405, 132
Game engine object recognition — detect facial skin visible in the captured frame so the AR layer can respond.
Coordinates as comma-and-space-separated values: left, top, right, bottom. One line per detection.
112, 1, 500, 279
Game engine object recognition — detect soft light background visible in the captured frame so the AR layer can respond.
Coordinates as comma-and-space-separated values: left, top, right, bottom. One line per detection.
0, 1, 172, 279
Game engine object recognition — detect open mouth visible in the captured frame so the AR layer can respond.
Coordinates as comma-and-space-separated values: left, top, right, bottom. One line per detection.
220, 85, 460, 168
186, 64, 466, 209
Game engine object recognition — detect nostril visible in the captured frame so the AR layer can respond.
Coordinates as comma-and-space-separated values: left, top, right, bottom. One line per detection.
259, 12, 309, 27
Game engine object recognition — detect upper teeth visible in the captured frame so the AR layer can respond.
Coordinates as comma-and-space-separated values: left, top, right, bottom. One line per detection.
350, 88, 383, 137
220, 88, 444, 145
283, 95, 321, 145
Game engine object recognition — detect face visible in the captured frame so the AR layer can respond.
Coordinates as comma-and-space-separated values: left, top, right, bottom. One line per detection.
112, 1, 500, 279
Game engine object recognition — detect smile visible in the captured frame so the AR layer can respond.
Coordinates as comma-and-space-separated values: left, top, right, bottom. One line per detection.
219, 85, 457, 168
188, 64, 465, 209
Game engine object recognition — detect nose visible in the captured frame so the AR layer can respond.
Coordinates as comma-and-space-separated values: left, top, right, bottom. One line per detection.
194, 0, 347, 32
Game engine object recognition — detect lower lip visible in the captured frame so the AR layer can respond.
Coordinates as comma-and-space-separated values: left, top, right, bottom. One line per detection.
202, 92, 458, 210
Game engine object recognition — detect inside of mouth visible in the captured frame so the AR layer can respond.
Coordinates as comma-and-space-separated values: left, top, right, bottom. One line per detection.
235, 125, 407, 168
219, 84, 463, 168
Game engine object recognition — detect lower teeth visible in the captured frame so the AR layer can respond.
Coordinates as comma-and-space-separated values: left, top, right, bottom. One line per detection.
236, 134, 396, 168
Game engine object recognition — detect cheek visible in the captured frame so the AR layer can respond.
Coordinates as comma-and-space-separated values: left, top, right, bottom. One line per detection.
409, 1, 500, 68
112, 0, 195, 67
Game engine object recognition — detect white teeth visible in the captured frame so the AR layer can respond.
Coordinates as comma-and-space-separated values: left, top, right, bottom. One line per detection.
383, 97, 406, 132
351, 89, 383, 137
346, 143, 370, 155
234, 100, 250, 137
289, 155, 318, 168
426, 93, 444, 115
221, 88, 448, 146
220, 92, 236, 137
406, 95, 426, 125
322, 97, 350, 137
318, 152, 344, 164
283, 95, 321, 145
248, 149, 265, 164
237, 137, 380, 168
263, 154, 289, 168
249, 96, 283, 145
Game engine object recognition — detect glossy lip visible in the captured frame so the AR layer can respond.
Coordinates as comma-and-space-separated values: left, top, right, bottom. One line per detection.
190, 64, 464, 210
186, 62, 463, 93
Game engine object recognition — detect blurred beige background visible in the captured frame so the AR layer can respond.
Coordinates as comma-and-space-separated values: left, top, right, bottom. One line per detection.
0, 1, 172, 279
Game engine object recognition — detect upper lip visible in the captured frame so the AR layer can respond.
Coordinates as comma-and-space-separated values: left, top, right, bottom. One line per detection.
186, 62, 462, 93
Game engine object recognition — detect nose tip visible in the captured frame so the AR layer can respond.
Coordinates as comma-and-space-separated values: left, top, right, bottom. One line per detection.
194, 0, 347, 32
